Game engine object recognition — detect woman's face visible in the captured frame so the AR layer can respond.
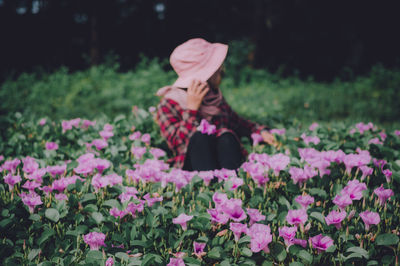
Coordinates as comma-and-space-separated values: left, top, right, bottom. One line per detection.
207, 65, 225, 89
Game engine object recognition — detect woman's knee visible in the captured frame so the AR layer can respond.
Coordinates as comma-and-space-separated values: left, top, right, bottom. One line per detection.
189, 131, 215, 146
217, 132, 240, 147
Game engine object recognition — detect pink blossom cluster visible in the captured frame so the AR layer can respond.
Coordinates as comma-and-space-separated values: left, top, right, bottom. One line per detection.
301, 133, 320, 145
83, 232, 106, 250
197, 119, 216, 135
269, 128, 286, 135
333, 179, 367, 210
74, 153, 111, 175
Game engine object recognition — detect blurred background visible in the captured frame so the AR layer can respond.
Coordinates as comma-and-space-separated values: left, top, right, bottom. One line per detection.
1, 0, 399, 129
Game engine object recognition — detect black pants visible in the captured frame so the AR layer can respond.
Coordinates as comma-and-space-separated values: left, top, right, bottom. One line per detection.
183, 131, 243, 171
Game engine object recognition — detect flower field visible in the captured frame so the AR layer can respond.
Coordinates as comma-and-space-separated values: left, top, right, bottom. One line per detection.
1, 110, 400, 266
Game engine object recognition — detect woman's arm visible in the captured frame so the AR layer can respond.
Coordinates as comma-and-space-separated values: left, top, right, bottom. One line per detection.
157, 99, 200, 155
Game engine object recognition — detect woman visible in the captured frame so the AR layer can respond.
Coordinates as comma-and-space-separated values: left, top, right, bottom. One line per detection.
156, 38, 276, 171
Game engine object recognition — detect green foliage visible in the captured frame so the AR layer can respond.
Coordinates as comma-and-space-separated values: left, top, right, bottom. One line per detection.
1, 56, 400, 132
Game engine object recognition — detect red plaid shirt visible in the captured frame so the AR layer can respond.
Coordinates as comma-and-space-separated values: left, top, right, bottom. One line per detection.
156, 97, 268, 168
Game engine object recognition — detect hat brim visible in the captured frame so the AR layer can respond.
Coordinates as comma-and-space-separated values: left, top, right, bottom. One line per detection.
172, 43, 228, 88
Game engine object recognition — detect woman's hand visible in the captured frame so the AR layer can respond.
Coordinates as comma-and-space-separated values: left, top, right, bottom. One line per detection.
261, 130, 278, 147
187, 79, 209, 111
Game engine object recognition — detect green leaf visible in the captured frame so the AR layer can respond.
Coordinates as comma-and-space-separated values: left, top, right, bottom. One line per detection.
346, 246, 369, 259
29, 214, 41, 222
86, 250, 103, 259
310, 212, 325, 224
238, 235, 251, 245
375, 233, 399, 246
115, 252, 129, 262
309, 188, 327, 199
241, 247, 252, 257
297, 250, 313, 264
80, 193, 97, 204
28, 249, 41, 261
197, 193, 211, 206
326, 244, 336, 253
289, 262, 304, 266
91, 212, 104, 225
45, 208, 60, 222
141, 253, 156, 266
103, 199, 121, 209
288, 244, 302, 256
83, 204, 98, 213
37, 228, 55, 246
278, 196, 291, 210
271, 242, 287, 262
366, 260, 378, 265
208, 247, 222, 259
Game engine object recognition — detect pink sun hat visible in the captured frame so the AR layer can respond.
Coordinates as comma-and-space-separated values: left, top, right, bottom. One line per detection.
170, 38, 228, 88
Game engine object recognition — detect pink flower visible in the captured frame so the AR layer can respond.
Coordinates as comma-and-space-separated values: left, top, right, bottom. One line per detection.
99, 130, 114, 141
83, 232, 106, 250
45, 142, 59, 150
289, 167, 309, 185
212, 192, 228, 208
383, 169, 392, 183
173, 213, 193, 231
379, 131, 387, 141
141, 133, 151, 144
293, 238, 307, 248
251, 133, 263, 146
230, 222, 248, 242
242, 162, 269, 186
129, 131, 141, 141
54, 193, 68, 201
248, 223, 272, 253
301, 133, 320, 145
356, 122, 374, 134
374, 185, 394, 206
46, 164, 67, 177
359, 211, 380, 231
4, 173, 22, 191
310, 234, 333, 252
325, 210, 347, 229
20, 192, 42, 213
167, 258, 185, 266
22, 180, 41, 191
149, 148, 166, 159
81, 119, 96, 129
279, 226, 297, 247
92, 139, 108, 150
333, 194, 352, 210
221, 198, 247, 222
342, 180, 367, 201
103, 123, 113, 131
247, 208, 266, 225
198, 171, 214, 186
39, 118, 46, 126
395, 130, 400, 136
368, 137, 383, 145
110, 207, 127, 219
2, 158, 21, 174
149, 106, 156, 113
143, 193, 163, 207
267, 153, 290, 176
207, 209, 229, 224
197, 119, 216, 135
131, 146, 147, 160
359, 165, 373, 181
22, 156, 39, 174
270, 128, 286, 135
309, 122, 319, 131
295, 195, 314, 209
286, 209, 308, 226
227, 176, 243, 191
105, 257, 114, 266
193, 241, 206, 257
373, 158, 387, 169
